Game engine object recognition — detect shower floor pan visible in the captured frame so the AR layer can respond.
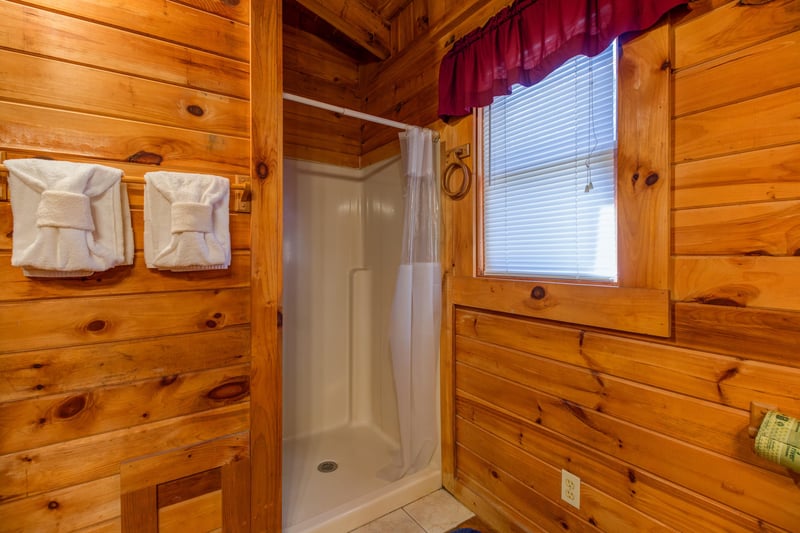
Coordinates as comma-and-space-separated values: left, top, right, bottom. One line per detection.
282, 423, 441, 532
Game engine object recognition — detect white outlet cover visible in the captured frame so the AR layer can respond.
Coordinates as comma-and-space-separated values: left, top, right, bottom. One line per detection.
561, 469, 581, 509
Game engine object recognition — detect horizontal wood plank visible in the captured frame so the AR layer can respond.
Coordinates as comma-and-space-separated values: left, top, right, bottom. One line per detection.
0, 50, 249, 137
121, 433, 248, 493
456, 444, 592, 533
456, 308, 800, 414
22, 0, 249, 61
0, 252, 250, 302
675, 302, 800, 368
0, 327, 249, 403
673, 144, 800, 209
176, 0, 249, 23
0, 1, 249, 98
674, 87, 800, 163
455, 366, 800, 530
456, 335, 766, 471
73, 518, 121, 533
458, 417, 703, 532
0, 365, 250, 454
0, 403, 248, 502
0, 475, 120, 533
673, 200, 800, 256
673, 0, 800, 69
283, 25, 361, 88
0, 287, 250, 354
451, 276, 670, 337
0, 102, 250, 173
673, 256, 800, 310
674, 30, 800, 117
158, 489, 222, 533
158, 468, 222, 509
458, 402, 764, 532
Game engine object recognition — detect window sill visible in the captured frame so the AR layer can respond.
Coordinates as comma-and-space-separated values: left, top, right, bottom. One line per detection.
450, 276, 670, 337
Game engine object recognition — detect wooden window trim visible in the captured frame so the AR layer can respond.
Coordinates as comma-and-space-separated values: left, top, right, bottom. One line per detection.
457, 22, 672, 338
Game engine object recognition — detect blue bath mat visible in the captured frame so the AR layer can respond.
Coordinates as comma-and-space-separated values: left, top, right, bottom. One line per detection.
451, 529, 481, 533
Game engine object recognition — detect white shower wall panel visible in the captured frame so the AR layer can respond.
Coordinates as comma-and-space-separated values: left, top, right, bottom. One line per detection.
283, 157, 404, 442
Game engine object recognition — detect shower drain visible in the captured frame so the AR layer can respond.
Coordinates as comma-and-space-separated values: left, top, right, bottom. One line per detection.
317, 460, 338, 473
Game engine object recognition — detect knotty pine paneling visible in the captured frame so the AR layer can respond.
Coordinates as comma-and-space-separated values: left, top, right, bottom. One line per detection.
0, 404, 249, 502
438, 1, 800, 532
673, 144, 800, 209
0, 0, 253, 529
0, 475, 121, 532
0, 328, 250, 404
0, 1, 249, 98
0, 364, 250, 454
0, 50, 249, 137
283, 21, 363, 166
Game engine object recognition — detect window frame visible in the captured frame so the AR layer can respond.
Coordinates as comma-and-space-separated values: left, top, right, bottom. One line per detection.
452, 24, 671, 337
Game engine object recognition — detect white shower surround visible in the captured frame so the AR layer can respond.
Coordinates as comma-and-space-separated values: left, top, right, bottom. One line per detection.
282, 157, 441, 532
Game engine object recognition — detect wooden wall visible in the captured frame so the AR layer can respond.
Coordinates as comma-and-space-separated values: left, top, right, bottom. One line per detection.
282, 9, 364, 167
0, 1, 254, 530
421, 1, 800, 531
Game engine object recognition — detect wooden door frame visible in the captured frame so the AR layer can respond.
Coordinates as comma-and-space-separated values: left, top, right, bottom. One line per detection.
250, 0, 283, 531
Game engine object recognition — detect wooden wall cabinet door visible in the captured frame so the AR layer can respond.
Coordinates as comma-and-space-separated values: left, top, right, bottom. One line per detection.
120, 433, 250, 533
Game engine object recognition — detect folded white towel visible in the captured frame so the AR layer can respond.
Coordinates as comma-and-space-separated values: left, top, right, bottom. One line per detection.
144, 171, 230, 271
6, 158, 134, 277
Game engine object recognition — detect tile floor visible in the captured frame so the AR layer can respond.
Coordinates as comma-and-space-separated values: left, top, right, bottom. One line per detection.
349, 488, 475, 533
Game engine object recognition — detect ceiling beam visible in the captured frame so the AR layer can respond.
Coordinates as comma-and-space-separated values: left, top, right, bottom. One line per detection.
375, 0, 414, 20
294, 0, 391, 61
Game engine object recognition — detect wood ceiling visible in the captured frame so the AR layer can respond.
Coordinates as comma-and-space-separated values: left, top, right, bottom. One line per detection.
283, 0, 414, 62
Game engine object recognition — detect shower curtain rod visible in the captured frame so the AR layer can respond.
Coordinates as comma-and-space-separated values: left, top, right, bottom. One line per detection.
283, 92, 423, 132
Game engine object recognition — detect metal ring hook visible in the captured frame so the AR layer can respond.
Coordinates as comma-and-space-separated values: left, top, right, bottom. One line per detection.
442, 144, 472, 200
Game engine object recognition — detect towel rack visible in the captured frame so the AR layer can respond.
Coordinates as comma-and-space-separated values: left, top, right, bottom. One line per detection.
0, 152, 251, 208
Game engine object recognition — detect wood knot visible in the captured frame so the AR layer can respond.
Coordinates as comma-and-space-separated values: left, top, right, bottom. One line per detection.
530, 286, 546, 300
660, 59, 671, 71
256, 162, 269, 180
48, 501, 59, 510
160, 375, 178, 387
221, 0, 240, 5
128, 151, 163, 165
645, 173, 659, 186
56, 395, 87, 418
87, 320, 106, 332
207, 378, 250, 401
277, 310, 283, 328
186, 105, 204, 117
206, 319, 218, 328
213, 312, 222, 319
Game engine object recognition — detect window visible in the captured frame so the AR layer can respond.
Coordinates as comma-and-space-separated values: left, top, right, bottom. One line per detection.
482, 41, 618, 282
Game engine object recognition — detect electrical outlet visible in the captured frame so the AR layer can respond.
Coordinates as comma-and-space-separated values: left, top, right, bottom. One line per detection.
561, 469, 581, 509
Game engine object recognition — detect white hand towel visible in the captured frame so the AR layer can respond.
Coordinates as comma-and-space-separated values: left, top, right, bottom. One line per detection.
5, 158, 134, 277
144, 171, 230, 271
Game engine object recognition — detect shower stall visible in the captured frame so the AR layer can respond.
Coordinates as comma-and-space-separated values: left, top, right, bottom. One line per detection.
282, 155, 441, 532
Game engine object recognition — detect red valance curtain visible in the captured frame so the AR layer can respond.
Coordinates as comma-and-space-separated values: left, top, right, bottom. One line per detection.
438, 0, 686, 120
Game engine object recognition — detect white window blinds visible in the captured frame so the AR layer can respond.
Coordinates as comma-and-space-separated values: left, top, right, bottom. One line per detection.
483, 40, 618, 281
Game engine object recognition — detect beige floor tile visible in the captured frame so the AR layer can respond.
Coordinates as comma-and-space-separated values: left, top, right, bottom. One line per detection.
349, 509, 425, 533
403, 489, 474, 533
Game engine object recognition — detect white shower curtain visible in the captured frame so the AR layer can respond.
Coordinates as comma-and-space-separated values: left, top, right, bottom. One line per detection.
383, 127, 441, 480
